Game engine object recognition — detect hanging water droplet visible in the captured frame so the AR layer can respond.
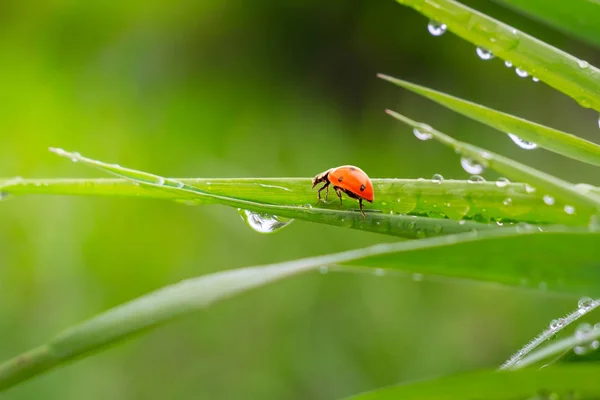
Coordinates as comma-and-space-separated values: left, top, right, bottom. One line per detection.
532, 76, 539, 82
503, 198, 513, 206
431, 173, 444, 183
504, 60, 513, 68
496, 177, 510, 188
467, 175, 485, 183
508, 133, 537, 150
578, 59, 590, 69
427, 20, 447, 36
515, 68, 529, 78
461, 157, 484, 174
543, 195, 555, 205
577, 297, 594, 313
525, 184, 536, 194
413, 127, 433, 141
319, 266, 329, 274
564, 205, 575, 215
475, 47, 494, 60
238, 209, 295, 233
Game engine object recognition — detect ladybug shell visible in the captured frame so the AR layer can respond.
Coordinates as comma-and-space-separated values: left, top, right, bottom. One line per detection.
328, 165, 374, 202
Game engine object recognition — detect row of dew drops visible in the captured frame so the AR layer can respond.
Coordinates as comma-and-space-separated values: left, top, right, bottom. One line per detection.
427, 20, 600, 127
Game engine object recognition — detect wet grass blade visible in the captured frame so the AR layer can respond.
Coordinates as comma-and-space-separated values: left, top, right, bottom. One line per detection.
3, 177, 598, 226
385, 110, 600, 216
492, 0, 600, 49
395, 0, 600, 111
347, 365, 600, 399
378, 74, 600, 166
1, 226, 599, 390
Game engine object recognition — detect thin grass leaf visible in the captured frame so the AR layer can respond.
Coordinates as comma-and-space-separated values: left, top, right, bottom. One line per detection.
379, 74, 600, 166
385, 110, 600, 216
395, 0, 600, 111
347, 365, 600, 399
1, 226, 599, 390
492, 0, 600, 49
2, 177, 598, 226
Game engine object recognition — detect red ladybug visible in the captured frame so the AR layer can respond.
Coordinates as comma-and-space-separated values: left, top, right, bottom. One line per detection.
312, 165, 374, 218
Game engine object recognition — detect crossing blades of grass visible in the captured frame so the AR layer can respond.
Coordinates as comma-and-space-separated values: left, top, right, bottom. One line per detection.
395, 0, 600, 112
347, 365, 600, 399
378, 74, 600, 167
385, 110, 600, 216
0, 226, 599, 390
3, 176, 598, 226
492, 0, 600, 49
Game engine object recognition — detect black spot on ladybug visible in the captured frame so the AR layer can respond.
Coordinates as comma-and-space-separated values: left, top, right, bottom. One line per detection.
349, 167, 356, 171
360, 184, 366, 191
337, 176, 344, 182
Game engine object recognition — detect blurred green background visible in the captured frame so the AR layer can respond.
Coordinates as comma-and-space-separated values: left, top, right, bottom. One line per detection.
1, 1, 600, 399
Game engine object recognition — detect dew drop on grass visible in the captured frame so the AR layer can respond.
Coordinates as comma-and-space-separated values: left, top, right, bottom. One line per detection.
461, 157, 484, 174
577, 297, 594, 313
549, 318, 565, 331
155, 177, 165, 186
515, 68, 529, 78
374, 268, 385, 277
508, 133, 537, 149
475, 47, 494, 60
468, 175, 485, 183
598, 113, 600, 129
564, 205, 575, 215
532, 76, 539, 82
503, 198, 512, 206
504, 60, 513, 68
525, 184, 536, 194
70, 152, 81, 162
495, 177, 510, 187
238, 209, 294, 233
578, 59, 590, 69
175, 181, 184, 189
427, 20, 447, 36
543, 195, 555, 205
413, 127, 433, 141
319, 266, 329, 274
431, 173, 444, 183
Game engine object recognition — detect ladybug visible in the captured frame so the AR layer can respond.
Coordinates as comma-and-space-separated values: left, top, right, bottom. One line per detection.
312, 165, 374, 218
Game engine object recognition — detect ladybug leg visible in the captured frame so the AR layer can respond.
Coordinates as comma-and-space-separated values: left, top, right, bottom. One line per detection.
316, 182, 330, 204
359, 198, 366, 219
334, 187, 343, 207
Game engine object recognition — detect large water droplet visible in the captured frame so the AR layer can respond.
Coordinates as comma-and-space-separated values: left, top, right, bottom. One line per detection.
468, 175, 485, 183
238, 209, 294, 233
564, 205, 575, 215
431, 173, 444, 183
413, 127, 433, 141
427, 20, 447, 36
508, 133, 537, 150
577, 297, 594, 314
461, 157, 484, 174
504, 60, 513, 68
515, 68, 529, 78
475, 47, 494, 60
496, 177, 510, 188
578, 60, 590, 69
543, 195, 555, 205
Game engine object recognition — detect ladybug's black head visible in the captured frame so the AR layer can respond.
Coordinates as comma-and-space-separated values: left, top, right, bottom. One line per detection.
312, 170, 330, 188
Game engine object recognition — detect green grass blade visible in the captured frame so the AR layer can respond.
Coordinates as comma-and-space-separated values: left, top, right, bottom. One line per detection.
1, 227, 599, 390
493, 0, 600, 49
347, 365, 600, 399
395, 0, 600, 111
379, 74, 600, 166
385, 110, 600, 216
3, 177, 598, 226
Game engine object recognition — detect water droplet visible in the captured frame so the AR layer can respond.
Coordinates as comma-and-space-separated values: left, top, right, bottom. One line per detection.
578, 59, 590, 69
496, 177, 510, 188
481, 151, 492, 160
475, 47, 494, 60
549, 318, 565, 330
576, 323, 593, 340
508, 133, 537, 150
155, 177, 165, 186
175, 181, 184, 189
504, 60, 513, 68
532, 76, 539, 82
413, 127, 433, 141
574, 345, 587, 355
375, 268, 385, 276
461, 157, 484, 174
238, 209, 295, 233
319, 266, 329, 274
564, 205, 575, 215
70, 152, 81, 162
0, 192, 10, 201
598, 113, 600, 129
427, 20, 447, 36
543, 195, 555, 205
467, 175, 485, 183
413, 273, 423, 281
503, 198, 512, 206
496, 221, 503, 226
431, 173, 444, 183
459, 220, 467, 225
525, 184, 536, 194
515, 68, 529, 78
578, 297, 595, 313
